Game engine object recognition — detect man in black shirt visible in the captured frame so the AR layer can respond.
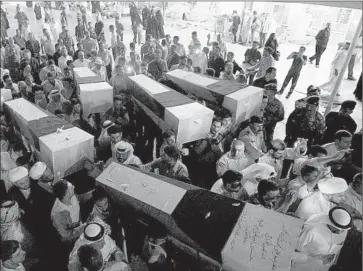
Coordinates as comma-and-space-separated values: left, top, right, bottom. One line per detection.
244, 41, 262, 84
225, 51, 242, 75
252, 67, 277, 88
321, 100, 357, 144
278, 46, 307, 98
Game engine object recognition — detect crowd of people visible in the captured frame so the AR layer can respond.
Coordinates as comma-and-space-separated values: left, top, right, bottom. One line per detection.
0, 2, 362, 271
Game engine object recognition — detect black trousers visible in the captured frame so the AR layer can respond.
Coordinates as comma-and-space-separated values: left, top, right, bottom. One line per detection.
348, 54, 356, 78
309, 45, 326, 65
280, 72, 301, 94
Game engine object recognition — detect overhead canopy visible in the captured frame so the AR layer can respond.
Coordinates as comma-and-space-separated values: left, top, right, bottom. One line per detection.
276, 1, 362, 10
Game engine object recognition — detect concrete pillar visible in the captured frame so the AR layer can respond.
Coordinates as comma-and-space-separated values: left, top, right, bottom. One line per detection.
324, 15, 363, 116
238, 2, 254, 43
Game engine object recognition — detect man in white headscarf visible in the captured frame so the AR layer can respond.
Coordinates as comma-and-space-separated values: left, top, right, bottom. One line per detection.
29, 161, 56, 193
104, 141, 142, 168
295, 177, 348, 220
240, 162, 277, 197
291, 207, 352, 271
68, 222, 126, 271
46, 89, 66, 114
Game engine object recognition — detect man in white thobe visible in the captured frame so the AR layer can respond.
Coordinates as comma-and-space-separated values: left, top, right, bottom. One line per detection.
295, 177, 348, 221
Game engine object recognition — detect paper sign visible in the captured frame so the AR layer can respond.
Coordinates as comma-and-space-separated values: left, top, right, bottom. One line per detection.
222, 203, 303, 271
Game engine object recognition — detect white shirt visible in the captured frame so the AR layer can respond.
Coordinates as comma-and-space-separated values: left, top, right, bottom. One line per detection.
295, 191, 335, 221
58, 55, 73, 73
210, 179, 224, 194
296, 213, 348, 268
188, 52, 208, 74
288, 176, 314, 200
73, 58, 90, 68
322, 142, 339, 157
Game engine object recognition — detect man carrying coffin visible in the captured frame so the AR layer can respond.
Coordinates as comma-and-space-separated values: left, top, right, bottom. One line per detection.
140, 144, 190, 182
104, 141, 142, 168
295, 177, 348, 221
211, 170, 247, 201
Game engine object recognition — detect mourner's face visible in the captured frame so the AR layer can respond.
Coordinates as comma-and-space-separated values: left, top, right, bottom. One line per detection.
166, 136, 176, 145
16, 176, 30, 190
336, 136, 352, 150
35, 90, 44, 100
231, 144, 245, 159
251, 123, 263, 134
328, 192, 345, 204
211, 121, 222, 134
96, 197, 109, 213
73, 103, 81, 113
25, 77, 33, 86
10, 246, 26, 264
226, 53, 233, 62
110, 133, 122, 144
116, 150, 129, 163
262, 190, 280, 208
306, 103, 318, 115
226, 180, 242, 193
341, 108, 353, 115
306, 170, 319, 183
162, 153, 177, 167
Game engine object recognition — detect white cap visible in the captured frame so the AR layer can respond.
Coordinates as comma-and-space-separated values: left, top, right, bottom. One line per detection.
329, 207, 352, 229
29, 162, 47, 180
95, 59, 103, 65
8, 167, 29, 183
318, 177, 348, 194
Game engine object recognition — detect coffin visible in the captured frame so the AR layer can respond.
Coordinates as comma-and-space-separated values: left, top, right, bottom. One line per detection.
73, 67, 104, 85
4, 98, 94, 177
128, 74, 214, 144
39, 127, 94, 177
79, 82, 113, 115
166, 70, 264, 124
1, 88, 13, 102
4, 98, 72, 148
221, 204, 304, 271
96, 163, 243, 261
97, 163, 304, 268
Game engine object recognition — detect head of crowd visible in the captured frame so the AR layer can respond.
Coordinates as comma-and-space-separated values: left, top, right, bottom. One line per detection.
0, 3, 362, 271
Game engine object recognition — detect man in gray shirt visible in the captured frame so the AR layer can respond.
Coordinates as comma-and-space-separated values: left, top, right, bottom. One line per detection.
309, 23, 331, 68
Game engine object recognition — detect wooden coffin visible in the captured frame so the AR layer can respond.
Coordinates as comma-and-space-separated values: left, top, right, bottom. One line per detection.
38, 127, 94, 177
128, 74, 214, 144
4, 98, 73, 149
79, 82, 113, 115
73, 67, 104, 85
1, 88, 13, 102
166, 70, 264, 124
221, 203, 304, 271
96, 163, 243, 261
4, 98, 94, 177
